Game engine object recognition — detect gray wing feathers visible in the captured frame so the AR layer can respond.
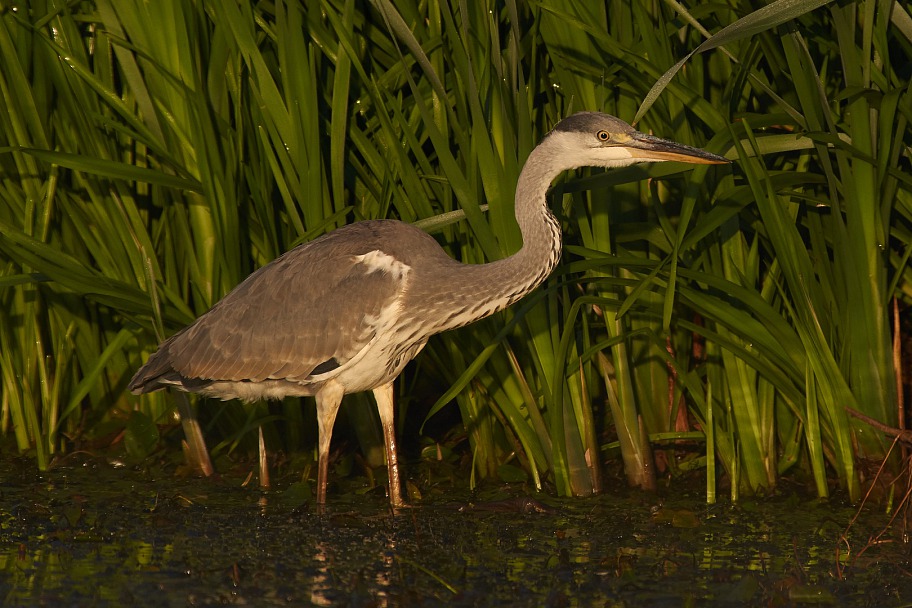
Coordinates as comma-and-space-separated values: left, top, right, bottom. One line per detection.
141, 241, 402, 386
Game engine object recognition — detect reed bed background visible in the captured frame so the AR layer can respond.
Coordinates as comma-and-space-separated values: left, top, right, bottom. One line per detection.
1, 0, 910, 504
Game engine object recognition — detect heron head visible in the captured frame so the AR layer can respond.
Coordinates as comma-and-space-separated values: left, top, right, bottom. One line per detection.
547, 111, 729, 170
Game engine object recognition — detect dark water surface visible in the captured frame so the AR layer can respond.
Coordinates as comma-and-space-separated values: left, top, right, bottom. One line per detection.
1, 458, 910, 606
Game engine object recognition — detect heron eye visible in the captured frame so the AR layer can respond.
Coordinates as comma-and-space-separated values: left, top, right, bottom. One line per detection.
597, 130, 611, 142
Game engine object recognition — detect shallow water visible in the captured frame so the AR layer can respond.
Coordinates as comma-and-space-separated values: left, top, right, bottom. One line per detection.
1, 458, 910, 606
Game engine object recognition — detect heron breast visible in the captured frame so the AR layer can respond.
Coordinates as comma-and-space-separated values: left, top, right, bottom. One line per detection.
323, 336, 428, 394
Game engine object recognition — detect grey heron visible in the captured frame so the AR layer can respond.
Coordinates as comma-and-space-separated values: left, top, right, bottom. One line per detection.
129, 112, 727, 507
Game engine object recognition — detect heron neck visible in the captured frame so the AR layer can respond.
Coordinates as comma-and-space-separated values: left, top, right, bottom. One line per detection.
424, 144, 565, 332
510, 146, 564, 282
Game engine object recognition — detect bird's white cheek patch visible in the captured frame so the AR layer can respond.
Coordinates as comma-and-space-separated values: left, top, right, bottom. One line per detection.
356, 250, 411, 281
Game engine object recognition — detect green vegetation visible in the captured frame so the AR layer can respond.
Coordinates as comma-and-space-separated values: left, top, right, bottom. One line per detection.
1, 0, 909, 503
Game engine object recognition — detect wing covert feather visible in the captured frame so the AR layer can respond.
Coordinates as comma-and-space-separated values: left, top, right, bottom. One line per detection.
165, 240, 403, 383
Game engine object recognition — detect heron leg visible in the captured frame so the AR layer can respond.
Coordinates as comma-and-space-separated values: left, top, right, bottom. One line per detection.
314, 380, 344, 505
373, 382, 405, 507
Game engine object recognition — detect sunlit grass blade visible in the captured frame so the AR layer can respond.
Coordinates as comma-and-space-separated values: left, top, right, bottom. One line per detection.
635, 0, 836, 123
